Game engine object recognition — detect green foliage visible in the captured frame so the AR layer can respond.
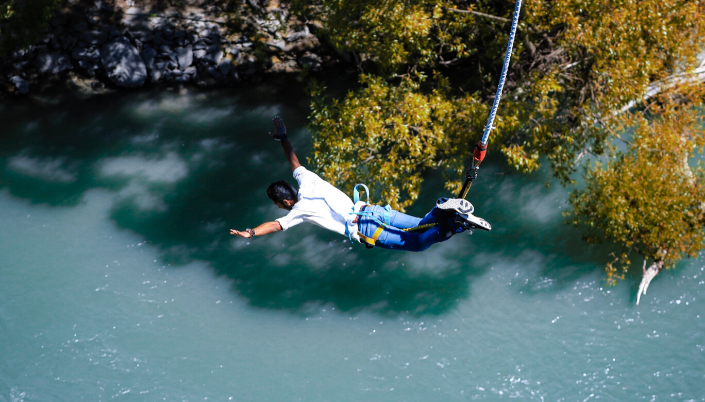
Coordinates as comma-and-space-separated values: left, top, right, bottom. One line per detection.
299, 0, 705, 281
0, 0, 62, 55
570, 85, 705, 283
505, 0, 705, 182
292, 0, 488, 74
308, 73, 486, 210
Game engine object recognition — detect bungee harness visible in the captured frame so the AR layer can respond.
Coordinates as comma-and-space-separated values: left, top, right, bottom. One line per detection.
347, 0, 523, 247
345, 184, 436, 247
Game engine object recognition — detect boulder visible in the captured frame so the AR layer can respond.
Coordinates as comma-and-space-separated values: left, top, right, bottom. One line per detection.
142, 47, 157, 69
298, 53, 322, 71
81, 30, 107, 46
159, 45, 177, 62
100, 38, 147, 87
60, 34, 78, 50
285, 26, 310, 42
218, 59, 232, 75
175, 45, 193, 70
78, 60, 98, 76
10, 76, 29, 94
72, 45, 100, 60
150, 61, 168, 82
37, 51, 72, 74
201, 47, 223, 64
267, 38, 286, 52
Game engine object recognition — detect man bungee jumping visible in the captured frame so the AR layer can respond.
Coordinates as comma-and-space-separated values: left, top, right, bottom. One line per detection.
230, 116, 491, 251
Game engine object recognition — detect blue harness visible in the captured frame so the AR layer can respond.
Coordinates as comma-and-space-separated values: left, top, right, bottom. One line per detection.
345, 184, 392, 246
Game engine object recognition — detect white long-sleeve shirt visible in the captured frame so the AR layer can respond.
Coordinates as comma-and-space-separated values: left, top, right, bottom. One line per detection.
276, 166, 360, 237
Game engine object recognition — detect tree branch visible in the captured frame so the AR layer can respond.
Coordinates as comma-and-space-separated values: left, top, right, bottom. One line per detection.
445, 8, 511, 23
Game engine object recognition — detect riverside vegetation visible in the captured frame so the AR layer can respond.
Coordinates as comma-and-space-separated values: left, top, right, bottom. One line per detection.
2, 0, 705, 295
295, 0, 705, 295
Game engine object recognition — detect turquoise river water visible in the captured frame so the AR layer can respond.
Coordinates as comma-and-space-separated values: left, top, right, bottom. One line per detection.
0, 86, 704, 401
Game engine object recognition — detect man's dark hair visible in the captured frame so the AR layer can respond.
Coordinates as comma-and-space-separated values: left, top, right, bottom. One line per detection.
267, 180, 298, 203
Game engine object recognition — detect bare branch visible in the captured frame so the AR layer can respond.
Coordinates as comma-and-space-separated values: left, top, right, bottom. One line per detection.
445, 8, 511, 23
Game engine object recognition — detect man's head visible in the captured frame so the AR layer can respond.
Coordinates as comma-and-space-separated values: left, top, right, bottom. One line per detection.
267, 180, 298, 210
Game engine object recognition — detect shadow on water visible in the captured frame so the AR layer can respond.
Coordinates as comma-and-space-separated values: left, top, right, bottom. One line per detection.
0, 82, 620, 316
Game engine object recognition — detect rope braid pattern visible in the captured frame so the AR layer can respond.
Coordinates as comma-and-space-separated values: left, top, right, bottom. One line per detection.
480, 0, 523, 146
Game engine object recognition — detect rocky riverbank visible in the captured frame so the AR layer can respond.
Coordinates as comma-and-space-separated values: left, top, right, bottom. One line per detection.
2, 0, 331, 95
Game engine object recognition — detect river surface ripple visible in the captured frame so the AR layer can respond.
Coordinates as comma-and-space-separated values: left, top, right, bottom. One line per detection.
1, 90, 703, 401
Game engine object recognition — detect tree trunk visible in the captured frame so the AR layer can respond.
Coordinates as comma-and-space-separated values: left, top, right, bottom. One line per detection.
636, 259, 665, 305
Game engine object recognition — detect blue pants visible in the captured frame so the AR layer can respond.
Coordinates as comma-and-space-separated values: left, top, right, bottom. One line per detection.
357, 206, 464, 252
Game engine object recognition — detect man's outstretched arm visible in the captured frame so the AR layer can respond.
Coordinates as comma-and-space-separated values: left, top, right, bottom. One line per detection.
269, 116, 301, 171
230, 221, 282, 238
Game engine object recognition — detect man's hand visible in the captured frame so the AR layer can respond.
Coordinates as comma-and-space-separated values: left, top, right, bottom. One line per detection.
229, 222, 283, 238
268, 116, 287, 141
230, 229, 253, 238
269, 115, 301, 171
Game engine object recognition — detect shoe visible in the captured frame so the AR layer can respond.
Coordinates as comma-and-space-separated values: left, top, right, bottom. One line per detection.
457, 213, 492, 231
436, 197, 474, 215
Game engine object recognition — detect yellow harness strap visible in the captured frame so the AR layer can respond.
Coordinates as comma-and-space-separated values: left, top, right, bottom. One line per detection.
358, 225, 385, 247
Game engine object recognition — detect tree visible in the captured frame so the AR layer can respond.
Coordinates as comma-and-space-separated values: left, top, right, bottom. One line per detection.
570, 84, 705, 300
0, 0, 62, 55
295, 0, 705, 289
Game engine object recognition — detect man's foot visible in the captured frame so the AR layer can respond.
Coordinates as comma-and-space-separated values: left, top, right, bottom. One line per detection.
436, 197, 474, 215
457, 213, 492, 231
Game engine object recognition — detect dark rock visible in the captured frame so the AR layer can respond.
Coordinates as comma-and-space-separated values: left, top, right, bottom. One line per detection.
37, 51, 72, 74
78, 60, 96, 76
240, 60, 257, 76
142, 47, 157, 69
60, 34, 78, 50
174, 74, 190, 83
267, 38, 286, 52
72, 45, 100, 60
270, 59, 298, 73
73, 22, 89, 33
150, 61, 168, 82
91, 80, 105, 89
285, 26, 310, 42
184, 66, 197, 76
159, 45, 177, 62
193, 49, 207, 59
52, 15, 67, 27
108, 27, 122, 40
218, 59, 232, 75
201, 48, 223, 64
81, 30, 107, 46
226, 46, 240, 56
193, 41, 207, 50
175, 45, 193, 70
299, 53, 322, 71
10, 76, 29, 94
13, 60, 30, 70
100, 38, 147, 87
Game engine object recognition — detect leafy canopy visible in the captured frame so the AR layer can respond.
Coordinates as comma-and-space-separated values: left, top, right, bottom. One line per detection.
296, 0, 705, 278
1, 0, 62, 55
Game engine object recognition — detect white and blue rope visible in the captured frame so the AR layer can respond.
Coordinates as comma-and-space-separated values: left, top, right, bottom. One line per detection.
480, 0, 523, 146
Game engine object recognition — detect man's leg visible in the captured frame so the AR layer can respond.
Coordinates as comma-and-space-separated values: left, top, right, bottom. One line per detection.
358, 206, 462, 252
